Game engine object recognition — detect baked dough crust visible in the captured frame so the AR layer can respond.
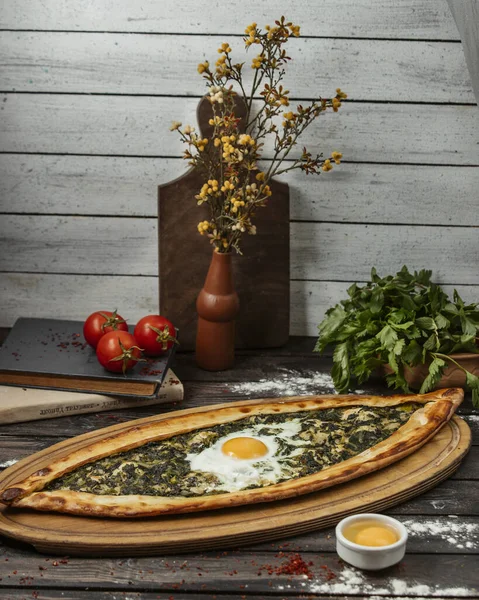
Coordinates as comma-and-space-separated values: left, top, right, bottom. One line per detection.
0, 388, 463, 517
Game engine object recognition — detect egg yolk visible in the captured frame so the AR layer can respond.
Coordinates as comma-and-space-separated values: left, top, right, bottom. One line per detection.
221, 437, 269, 460
354, 526, 398, 547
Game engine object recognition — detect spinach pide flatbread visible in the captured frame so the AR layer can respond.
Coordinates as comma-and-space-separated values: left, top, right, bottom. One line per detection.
0, 388, 463, 517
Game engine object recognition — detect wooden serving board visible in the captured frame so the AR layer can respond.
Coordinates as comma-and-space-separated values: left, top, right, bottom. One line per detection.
158, 96, 290, 350
0, 400, 471, 556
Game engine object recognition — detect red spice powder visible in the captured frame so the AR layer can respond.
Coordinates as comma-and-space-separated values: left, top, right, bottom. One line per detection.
275, 553, 314, 579
320, 564, 337, 581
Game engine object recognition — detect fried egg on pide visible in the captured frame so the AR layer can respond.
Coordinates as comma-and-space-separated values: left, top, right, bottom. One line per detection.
187, 420, 305, 492
46, 403, 419, 498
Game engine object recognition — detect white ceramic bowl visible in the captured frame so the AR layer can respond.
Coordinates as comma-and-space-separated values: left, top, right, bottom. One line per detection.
335, 513, 408, 571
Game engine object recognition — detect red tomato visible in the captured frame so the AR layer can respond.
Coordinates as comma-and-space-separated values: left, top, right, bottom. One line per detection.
134, 315, 178, 356
96, 330, 142, 373
83, 310, 128, 348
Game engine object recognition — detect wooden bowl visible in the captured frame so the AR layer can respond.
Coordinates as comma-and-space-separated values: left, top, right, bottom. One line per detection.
382, 353, 479, 390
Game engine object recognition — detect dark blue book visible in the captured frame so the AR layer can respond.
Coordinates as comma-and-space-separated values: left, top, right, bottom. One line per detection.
0, 318, 177, 398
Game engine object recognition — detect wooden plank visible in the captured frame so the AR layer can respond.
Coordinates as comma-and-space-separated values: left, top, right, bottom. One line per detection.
8, 594, 449, 600
2, 593, 400, 600
1, 95, 478, 165
0, 272, 477, 333
0, 215, 158, 275
388, 480, 479, 515
0, 548, 477, 596
0, 33, 473, 103
0, 0, 460, 39
452, 444, 479, 477
249, 515, 479, 554
0, 155, 184, 216
290, 222, 479, 285
288, 163, 479, 225
2, 155, 478, 227
1, 217, 477, 284
0, 273, 159, 328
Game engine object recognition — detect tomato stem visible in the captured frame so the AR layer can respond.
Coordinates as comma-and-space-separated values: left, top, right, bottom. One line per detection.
99, 309, 127, 332
108, 339, 146, 375
149, 325, 179, 351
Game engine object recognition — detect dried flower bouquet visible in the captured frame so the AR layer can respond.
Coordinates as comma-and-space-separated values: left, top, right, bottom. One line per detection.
172, 17, 346, 254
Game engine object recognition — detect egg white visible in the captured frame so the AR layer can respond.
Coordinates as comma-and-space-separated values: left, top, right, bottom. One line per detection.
187, 420, 304, 492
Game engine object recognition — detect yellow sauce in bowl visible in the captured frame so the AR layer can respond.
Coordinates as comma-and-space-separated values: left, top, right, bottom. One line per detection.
343, 519, 399, 547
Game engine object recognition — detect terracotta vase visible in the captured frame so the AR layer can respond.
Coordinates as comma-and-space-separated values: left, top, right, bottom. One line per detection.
195, 251, 240, 371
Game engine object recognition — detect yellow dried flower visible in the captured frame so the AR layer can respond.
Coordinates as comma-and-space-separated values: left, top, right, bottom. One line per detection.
238, 134, 255, 146
263, 185, 272, 197
197, 61, 209, 74
331, 151, 342, 164
218, 43, 232, 54
322, 159, 333, 172
170, 121, 182, 131
289, 24, 300, 37
256, 171, 265, 181
221, 180, 235, 192
197, 220, 211, 234
332, 98, 342, 112
336, 88, 348, 99
251, 55, 263, 69
196, 138, 209, 152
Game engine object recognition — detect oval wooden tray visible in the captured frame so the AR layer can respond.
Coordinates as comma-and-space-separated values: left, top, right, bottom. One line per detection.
0, 405, 471, 556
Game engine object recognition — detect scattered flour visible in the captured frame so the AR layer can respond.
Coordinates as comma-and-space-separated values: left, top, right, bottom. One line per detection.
309, 565, 475, 596
465, 414, 479, 422
229, 368, 366, 397
0, 459, 18, 468
402, 517, 478, 550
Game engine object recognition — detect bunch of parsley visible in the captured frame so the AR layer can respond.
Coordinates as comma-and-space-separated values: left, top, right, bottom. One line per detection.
314, 266, 479, 407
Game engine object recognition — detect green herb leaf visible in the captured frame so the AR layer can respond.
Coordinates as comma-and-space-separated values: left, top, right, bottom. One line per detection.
419, 357, 446, 394
435, 313, 450, 330
415, 317, 436, 330
318, 305, 347, 339
391, 320, 415, 331
370, 287, 384, 315
460, 312, 477, 337
331, 341, 351, 393
376, 325, 398, 351
423, 332, 439, 352
465, 372, 479, 408
402, 340, 423, 365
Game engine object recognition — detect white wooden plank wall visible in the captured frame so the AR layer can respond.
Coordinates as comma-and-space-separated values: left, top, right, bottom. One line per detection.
0, 0, 478, 336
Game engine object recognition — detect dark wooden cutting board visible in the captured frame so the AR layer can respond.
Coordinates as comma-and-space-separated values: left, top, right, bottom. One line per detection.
158, 97, 290, 350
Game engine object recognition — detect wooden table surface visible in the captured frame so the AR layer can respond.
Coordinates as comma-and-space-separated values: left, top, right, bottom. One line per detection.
0, 337, 478, 600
